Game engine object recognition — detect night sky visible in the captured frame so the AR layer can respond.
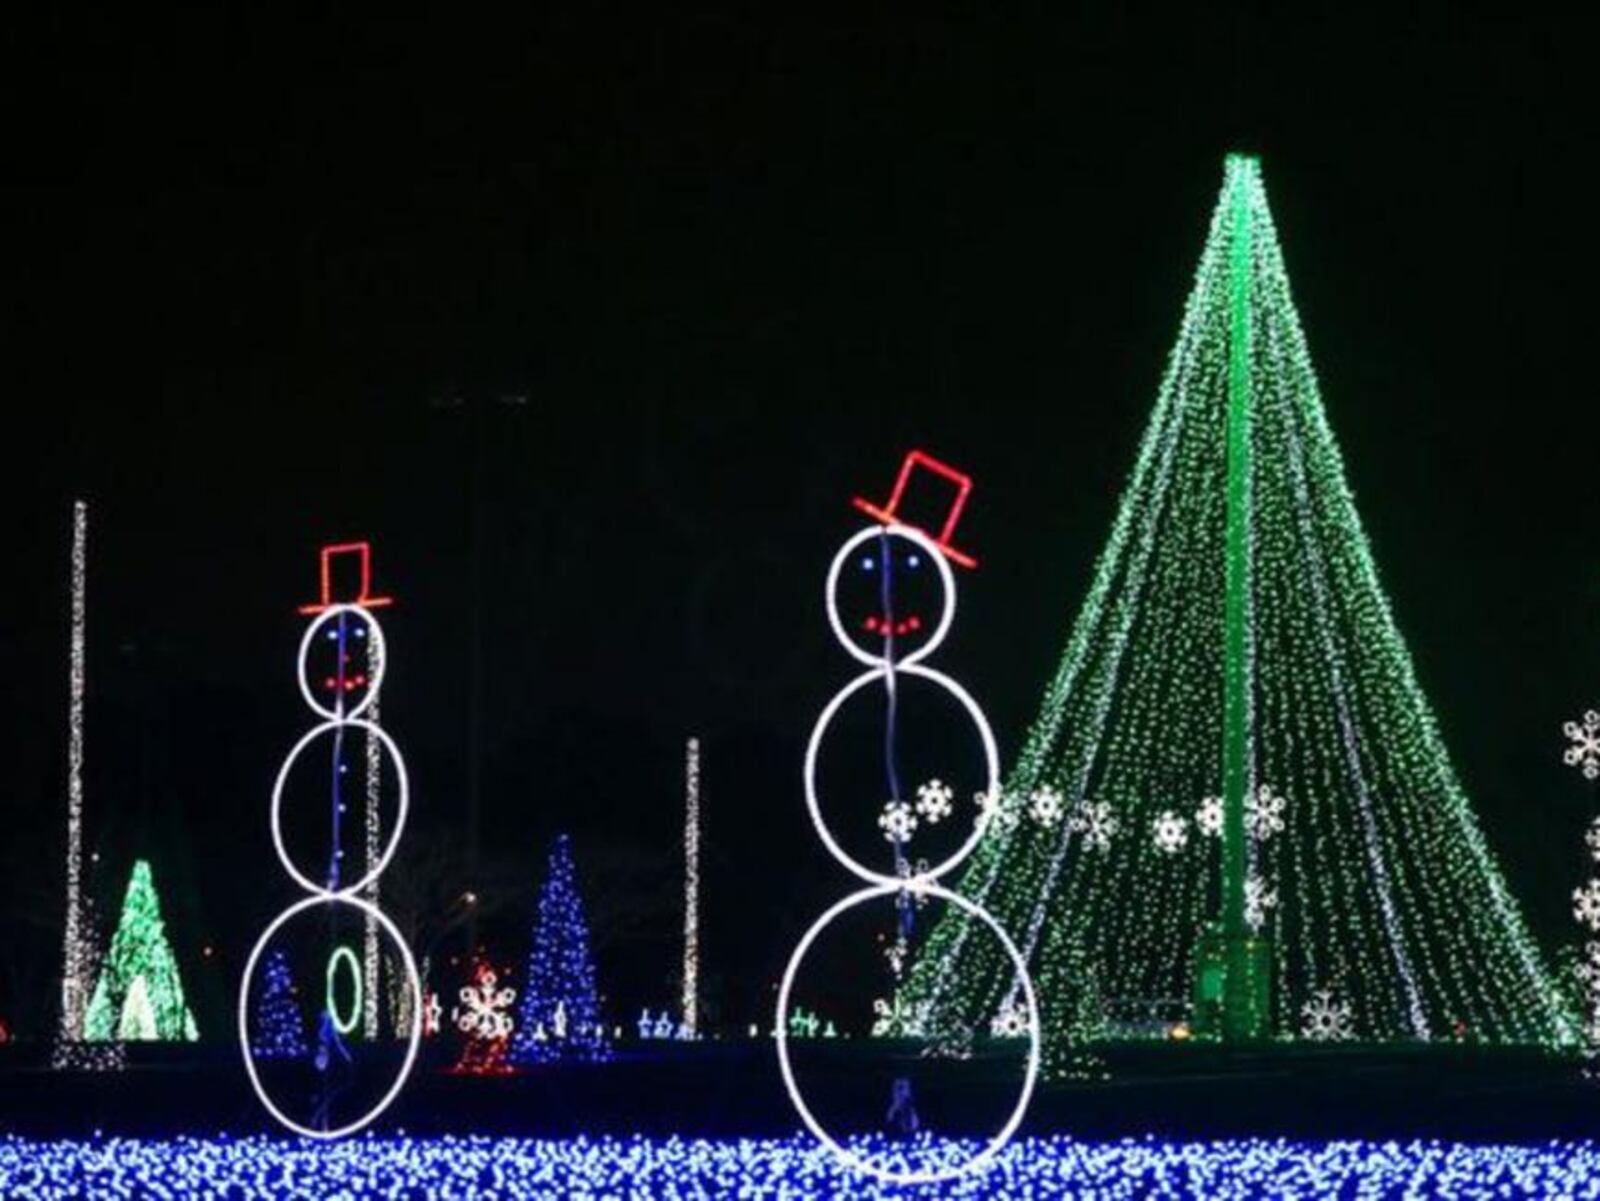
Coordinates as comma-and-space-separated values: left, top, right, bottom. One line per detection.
1, 13, 1594, 1037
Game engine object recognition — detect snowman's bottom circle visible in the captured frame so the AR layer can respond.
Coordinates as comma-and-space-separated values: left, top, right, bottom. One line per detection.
238, 893, 422, 1140
774, 881, 1040, 1187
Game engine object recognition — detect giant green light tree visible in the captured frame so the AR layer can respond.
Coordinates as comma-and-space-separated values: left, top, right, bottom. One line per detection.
907, 155, 1576, 1058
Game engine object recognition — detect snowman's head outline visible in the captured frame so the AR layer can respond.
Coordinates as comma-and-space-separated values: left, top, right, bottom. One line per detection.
825, 524, 956, 668
297, 603, 387, 721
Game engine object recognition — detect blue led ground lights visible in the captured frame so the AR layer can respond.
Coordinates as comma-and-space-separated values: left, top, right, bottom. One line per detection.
3, 1134, 1598, 1199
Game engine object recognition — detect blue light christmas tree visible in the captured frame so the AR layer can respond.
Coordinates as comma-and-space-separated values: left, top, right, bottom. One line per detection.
250, 947, 308, 1060
510, 834, 610, 1064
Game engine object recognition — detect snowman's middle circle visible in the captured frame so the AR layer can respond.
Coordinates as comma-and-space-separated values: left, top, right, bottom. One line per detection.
270, 719, 410, 898
804, 662, 1000, 888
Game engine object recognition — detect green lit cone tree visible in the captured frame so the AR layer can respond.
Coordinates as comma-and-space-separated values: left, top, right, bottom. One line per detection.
906, 155, 1577, 1062
83, 860, 199, 1042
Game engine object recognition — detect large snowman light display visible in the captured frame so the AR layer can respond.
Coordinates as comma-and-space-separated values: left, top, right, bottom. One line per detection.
775, 451, 1039, 1186
238, 543, 423, 1138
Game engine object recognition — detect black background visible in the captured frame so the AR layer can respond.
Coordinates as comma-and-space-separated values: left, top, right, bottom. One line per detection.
0, 11, 1594, 1038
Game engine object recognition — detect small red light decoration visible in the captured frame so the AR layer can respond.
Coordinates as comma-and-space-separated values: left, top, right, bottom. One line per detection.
852, 449, 978, 568
449, 957, 517, 1076
297, 542, 394, 615
862, 614, 923, 636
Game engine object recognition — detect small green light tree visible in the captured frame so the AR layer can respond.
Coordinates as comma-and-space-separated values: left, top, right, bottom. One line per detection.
83, 860, 198, 1042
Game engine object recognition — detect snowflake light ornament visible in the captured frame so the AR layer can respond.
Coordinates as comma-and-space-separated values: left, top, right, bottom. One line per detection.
878, 801, 918, 844
455, 965, 516, 1041
1244, 875, 1278, 932
1197, 796, 1223, 837
1028, 786, 1065, 828
1566, 711, 1600, 780
1152, 810, 1189, 854
870, 994, 929, 1039
1246, 784, 1288, 841
975, 788, 1020, 833
1576, 880, 1600, 931
1586, 819, 1600, 863
450, 961, 517, 1076
1299, 988, 1354, 1042
1070, 800, 1120, 851
884, 934, 908, 978
894, 857, 932, 907
915, 779, 955, 824
1574, 941, 1600, 988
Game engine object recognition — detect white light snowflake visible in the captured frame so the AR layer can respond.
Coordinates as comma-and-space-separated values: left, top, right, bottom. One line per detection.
894, 857, 932, 907
1244, 875, 1278, 931
1246, 784, 1287, 841
884, 935, 908, 978
1299, 988, 1354, 1042
989, 1000, 1029, 1039
1197, 796, 1223, 837
870, 994, 929, 1038
878, 800, 918, 843
1152, 810, 1189, 853
975, 788, 1021, 833
1029, 785, 1066, 828
915, 779, 954, 824
455, 966, 516, 1040
1566, 711, 1600, 780
1575, 879, 1600, 931
1574, 942, 1600, 989
1070, 800, 1119, 851
1587, 819, 1600, 863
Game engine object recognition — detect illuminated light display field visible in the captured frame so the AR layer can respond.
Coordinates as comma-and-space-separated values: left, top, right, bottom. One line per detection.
2, 1133, 1599, 1198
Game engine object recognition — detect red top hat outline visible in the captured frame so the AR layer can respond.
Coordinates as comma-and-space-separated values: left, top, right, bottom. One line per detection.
296, 541, 395, 615
852, 449, 978, 569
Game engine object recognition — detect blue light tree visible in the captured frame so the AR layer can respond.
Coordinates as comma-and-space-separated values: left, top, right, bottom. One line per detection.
510, 834, 611, 1064
251, 946, 308, 1060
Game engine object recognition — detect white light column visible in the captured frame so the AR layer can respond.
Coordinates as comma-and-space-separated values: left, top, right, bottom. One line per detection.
682, 737, 700, 1038
363, 681, 381, 1040
58, 500, 89, 1044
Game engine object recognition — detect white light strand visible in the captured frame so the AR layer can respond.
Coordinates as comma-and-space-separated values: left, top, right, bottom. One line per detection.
1279, 388, 1431, 1038
50, 502, 124, 1072
682, 736, 700, 1039
58, 500, 88, 1044
363, 675, 382, 1041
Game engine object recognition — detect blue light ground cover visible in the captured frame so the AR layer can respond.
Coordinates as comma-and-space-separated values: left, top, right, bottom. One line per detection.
3, 1132, 1597, 1198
